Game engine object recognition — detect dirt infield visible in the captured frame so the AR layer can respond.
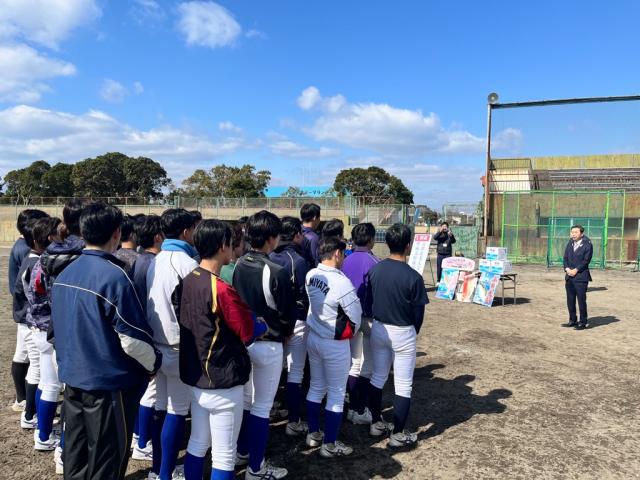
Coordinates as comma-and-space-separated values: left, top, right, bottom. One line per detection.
0, 254, 638, 479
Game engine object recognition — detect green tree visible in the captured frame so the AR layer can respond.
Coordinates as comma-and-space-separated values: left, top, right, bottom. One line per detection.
210, 164, 271, 197
4, 160, 51, 204
180, 169, 215, 197
122, 156, 170, 198
333, 166, 414, 204
42, 163, 74, 197
282, 186, 307, 197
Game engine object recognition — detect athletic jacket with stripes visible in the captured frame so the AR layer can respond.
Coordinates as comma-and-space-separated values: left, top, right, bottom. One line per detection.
232, 251, 297, 342
51, 250, 161, 391
306, 263, 362, 340
146, 242, 199, 346
179, 268, 253, 390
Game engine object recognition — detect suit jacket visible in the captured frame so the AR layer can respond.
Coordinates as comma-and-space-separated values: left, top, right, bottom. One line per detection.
563, 236, 593, 282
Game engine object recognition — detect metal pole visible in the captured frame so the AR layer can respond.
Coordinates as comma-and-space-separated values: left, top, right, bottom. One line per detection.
483, 103, 493, 243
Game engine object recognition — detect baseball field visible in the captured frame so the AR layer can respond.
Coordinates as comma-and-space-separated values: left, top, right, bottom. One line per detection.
0, 254, 638, 479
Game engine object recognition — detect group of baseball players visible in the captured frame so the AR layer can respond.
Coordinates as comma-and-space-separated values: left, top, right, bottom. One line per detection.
8, 200, 428, 480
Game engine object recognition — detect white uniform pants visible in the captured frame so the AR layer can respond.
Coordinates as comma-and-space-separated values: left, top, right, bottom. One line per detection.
155, 345, 191, 415
349, 317, 373, 378
243, 341, 282, 418
370, 321, 416, 398
32, 330, 61, 403
306, 332, 351, 413
286, 320, 308, 384
140, 378, 157, 408
25, 326, 40, 385
13, 323, 30, 363
187, 385, 243, 471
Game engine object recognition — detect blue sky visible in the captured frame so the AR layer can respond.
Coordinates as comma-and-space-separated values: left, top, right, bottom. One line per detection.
1, 0, 639, 207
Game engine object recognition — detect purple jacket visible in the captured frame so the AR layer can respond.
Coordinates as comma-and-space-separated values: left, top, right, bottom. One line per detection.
341, 247, 379, 318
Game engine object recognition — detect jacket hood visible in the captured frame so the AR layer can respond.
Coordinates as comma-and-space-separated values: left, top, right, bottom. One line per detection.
46, 235, 85, 254
273, 242, 304, 256
40, 235, 85, 277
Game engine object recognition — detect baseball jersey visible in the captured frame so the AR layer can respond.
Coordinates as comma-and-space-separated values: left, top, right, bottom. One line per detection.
306, 263, 362, 340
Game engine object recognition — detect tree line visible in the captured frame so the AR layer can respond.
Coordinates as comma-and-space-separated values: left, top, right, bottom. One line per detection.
1, 152, 416, 206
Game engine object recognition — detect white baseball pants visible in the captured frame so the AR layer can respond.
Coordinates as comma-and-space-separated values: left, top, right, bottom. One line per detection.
306, 332, 351, 413
370, 320, 416, 398
155, 345, 191, 415
286, 320, 308, 384
243, 341, 283, 418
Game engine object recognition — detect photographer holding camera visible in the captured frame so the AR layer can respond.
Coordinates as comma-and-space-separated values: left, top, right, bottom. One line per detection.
433, 222, 456, 283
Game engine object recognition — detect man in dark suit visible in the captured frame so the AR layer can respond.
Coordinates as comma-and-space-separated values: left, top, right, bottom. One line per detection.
433, 222, 456, 283
562, 224, 593, 330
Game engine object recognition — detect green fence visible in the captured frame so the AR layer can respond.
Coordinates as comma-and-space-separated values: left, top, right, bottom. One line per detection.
500, 191, 627, 268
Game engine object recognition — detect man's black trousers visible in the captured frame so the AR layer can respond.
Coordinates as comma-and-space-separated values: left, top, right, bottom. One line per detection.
63, 384, 139, 480
437, 254, 449, 282
565, 279, 588, 324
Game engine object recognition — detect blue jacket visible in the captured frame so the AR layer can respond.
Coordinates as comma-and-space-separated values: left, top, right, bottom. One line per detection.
51, 249, 161, 391
9, 238, 30, 296
269, 242, 310, 321
131, 250, 155, 309
563, 236, 593, 283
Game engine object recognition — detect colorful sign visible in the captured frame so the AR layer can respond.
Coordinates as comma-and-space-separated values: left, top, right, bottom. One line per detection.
408, 233, 432, 274
435, 268, 459, 300
473, 272, 501, 307
457, 272, 478, 303
442, 257, 476, 271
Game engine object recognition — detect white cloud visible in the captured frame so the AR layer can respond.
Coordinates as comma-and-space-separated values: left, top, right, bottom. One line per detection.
100, 79, 128, 103
177, 1, 241, 49
269, 139, 338, 159
245, 28, 266, 39
0, 105, 251, 180
133, 81, 144, 95
130, 0, 166, 24
0, 0, 101, 49
298, 86, 522, 157
218, 121, 243, 134
0, 43, 76, 103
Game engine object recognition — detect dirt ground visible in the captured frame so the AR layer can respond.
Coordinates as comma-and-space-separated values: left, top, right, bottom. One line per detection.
0, 252, 638, 480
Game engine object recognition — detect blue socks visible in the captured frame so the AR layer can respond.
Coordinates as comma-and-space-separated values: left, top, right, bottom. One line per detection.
211, 469, 234, 480
160, 413, 186, 480
393, 395, 411, 433
324, 410, 343, 444
306, 400, 322, 433
37, 398, 57, 441
368, 384, 383, 423
247, 414, 269, 473
236, 409, 251, 456
151, 409, 167, 475
286, 382, 301, 423
137, 405, 154, 447
184, 452, 204, 480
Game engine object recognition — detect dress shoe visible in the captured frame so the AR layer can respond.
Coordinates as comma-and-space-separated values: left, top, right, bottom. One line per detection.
574, 323, 587, 330
561, 322, 577, 328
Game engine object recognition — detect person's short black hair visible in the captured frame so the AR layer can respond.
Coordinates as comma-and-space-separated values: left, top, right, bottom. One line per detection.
280, 216, 302, 242
319, 236, 346, 261
194, 220, 232, 260
17, 209, 48, 236
238, 216, 249, 224
33, 217, 61, 250
321, 219, 344, 239
161, 208, 197, 239
190, 210, 203, 223
385, 223, 412, 254
300, 203, 321, 222
80, 202, 123, 246
63, 199, 88, 236
245, 210, 282, 249
571, 224, 584, 233
440, 221, 449, 227
120, 215, 136, 243
135, 214, 163, 249
351, 223, 375, 247
229, 221, 245, 250
22, 219, 39, 249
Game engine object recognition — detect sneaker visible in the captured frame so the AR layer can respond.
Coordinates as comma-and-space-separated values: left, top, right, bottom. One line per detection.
131, 433, 139, 450
172, 465, 185, 480
21, 411, 37, 429
132, 441, 153, 461
236, 452, 249, 466
305, 430, 324, 447
245, 461, 288, 479
54, 446, 63, 475
285, 420, 308, 436
370, 420, 393, 437
388, 430, 418, 447
320, 441, 353, 458
350, 408, 373, 425
34, 429, 60, 451
12, 400, 26, 412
